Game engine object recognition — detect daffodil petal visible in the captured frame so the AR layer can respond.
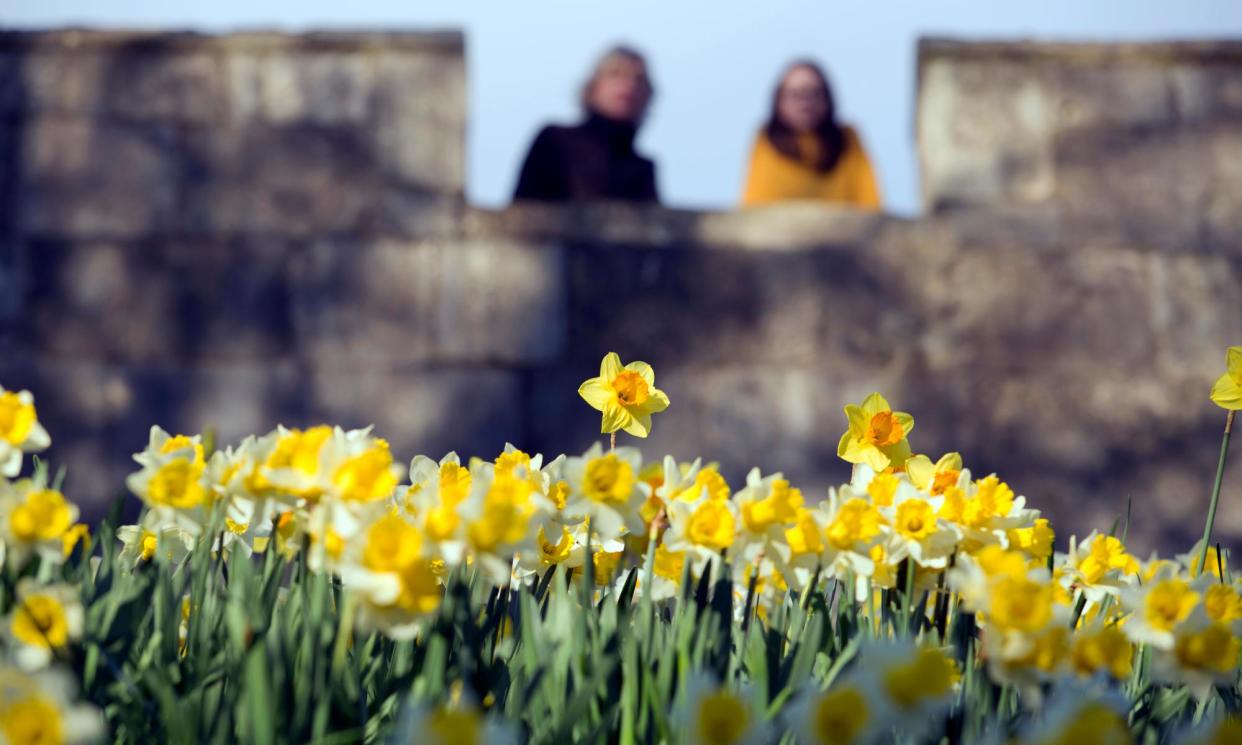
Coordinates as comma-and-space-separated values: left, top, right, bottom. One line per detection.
860, 392, 890, 417
635, 388, 670, 415
1211, 373, 1242, 410
624, 360, 655, 385
844, 405, 867, 436
905, 454, 933, 489
601, 405, 631, 435
578, 378, 615, 411
622, 412, 652, 438
894, 411, 914, 436
600, 352, 623, 381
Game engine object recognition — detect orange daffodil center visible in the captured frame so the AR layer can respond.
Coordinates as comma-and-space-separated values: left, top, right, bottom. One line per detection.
865, 411, 903, 447
611, 370, 649, 407
578, 353, 670, 438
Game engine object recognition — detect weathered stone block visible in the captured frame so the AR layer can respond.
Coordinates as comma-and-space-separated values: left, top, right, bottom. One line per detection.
223, 51, 376, 126
18, 116, 182, 238
290, 238, 566, 366
307, 365, 525, 461
917, 57, 1056, 209
178, 123, 378, 236
369, 50, 465, 193
18, 238, 293, 364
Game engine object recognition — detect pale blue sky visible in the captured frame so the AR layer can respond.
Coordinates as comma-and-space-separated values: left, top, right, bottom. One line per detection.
4, 1, 1242, 214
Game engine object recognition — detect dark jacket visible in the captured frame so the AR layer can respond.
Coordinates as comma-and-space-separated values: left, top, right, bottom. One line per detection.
512, 112, 659, 203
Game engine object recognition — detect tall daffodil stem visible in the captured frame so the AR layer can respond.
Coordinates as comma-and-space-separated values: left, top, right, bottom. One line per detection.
1197, 409, 1235, 575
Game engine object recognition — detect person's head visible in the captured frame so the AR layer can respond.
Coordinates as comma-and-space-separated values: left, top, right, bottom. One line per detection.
765, 60, 844, 171
581, 45, 654, 124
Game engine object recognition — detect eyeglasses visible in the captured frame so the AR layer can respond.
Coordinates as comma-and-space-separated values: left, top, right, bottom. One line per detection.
781, 86, 826, 103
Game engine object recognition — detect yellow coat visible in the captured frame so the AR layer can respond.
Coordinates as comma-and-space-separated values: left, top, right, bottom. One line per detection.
740, 126, 881, 209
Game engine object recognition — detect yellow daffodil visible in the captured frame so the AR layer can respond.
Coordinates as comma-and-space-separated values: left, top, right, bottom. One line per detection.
1210, 346, 1242, 410
578, 353, 670, 438
837, 394, 914, 472
904, 452, 963, 496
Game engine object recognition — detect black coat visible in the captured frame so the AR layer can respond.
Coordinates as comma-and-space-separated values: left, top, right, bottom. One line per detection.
512, 112, 659, 203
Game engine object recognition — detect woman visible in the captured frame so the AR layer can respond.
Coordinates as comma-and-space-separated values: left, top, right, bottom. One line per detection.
740, 61, 881, 209
513, 45, 659, 203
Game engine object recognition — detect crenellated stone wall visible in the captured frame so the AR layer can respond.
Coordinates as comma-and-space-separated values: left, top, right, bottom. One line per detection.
917, 39, 1242, 249
1, 31, 1240, 551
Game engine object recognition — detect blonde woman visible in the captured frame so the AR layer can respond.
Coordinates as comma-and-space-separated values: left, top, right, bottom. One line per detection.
513, 45, 660, 203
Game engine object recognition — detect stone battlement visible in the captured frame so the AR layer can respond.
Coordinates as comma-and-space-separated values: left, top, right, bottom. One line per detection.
1, 30, 1240, 549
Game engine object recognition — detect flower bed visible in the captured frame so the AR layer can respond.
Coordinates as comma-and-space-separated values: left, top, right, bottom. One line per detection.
0, 349, 1238, 744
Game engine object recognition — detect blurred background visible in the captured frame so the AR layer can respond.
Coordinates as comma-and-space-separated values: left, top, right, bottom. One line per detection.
1, 1, 1241, 551
6, 0, 1242, 213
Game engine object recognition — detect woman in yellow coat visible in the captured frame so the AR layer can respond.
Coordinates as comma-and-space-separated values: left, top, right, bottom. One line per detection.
741, 60, 881, 209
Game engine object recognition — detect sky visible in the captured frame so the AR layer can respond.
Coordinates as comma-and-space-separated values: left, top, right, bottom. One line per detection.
4, 1, 1242, 214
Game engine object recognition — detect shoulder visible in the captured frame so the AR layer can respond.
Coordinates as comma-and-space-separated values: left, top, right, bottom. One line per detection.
530, 124, 571, 146
839, 124, 867, 151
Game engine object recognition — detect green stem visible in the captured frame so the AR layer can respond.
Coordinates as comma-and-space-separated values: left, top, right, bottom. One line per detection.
1197, 410, 1236, 576
901, 559, 916, 637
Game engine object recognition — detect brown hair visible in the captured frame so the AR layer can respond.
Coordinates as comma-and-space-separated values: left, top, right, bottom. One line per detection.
764, 60, 845, 173
579, 45, 654, 120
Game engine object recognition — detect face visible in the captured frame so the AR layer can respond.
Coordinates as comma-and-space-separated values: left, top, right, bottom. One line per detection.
777, 65, 828, 133
588, 56, 650, 123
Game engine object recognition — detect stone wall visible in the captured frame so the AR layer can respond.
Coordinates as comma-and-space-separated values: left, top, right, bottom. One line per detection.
918, 39, 1242, 251
1, 31, 1240, 552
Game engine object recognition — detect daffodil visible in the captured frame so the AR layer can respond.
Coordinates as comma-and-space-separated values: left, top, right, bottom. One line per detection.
854, 641, 958, 740
578, 353, 670, 438
1060, 531, 1141, 602
457, 462, 545, 585
126, 431, 212, 535
562, 444, 647, 541
904, 452, 964, 496
392, 697, 518, 745
1070, 624, 1134, 680
0, 388, 50, 479
6, 582, 83, 671
0, 476, 79, 569
394, 452, 473, 564
335, 505, 443, 639
837, 393, 913, 472
673, 672, 767, 745
1119, 573, 1202, 649
733, 468, 804, 561
1210, 346, 1242, 410
0, 666, 104, 745
784, 678, 876, 745
1015, 688, 1132, 745
1149, 608, 1242, 699
664, 486, 740, 573
116, 521, 195, 566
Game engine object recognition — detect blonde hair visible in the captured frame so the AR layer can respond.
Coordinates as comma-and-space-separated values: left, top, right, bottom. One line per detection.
579, 45, 654, 118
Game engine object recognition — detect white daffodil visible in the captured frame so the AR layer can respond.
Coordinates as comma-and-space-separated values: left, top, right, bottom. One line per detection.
0, 388, 51, 478
783, 676, 880, 745
0, 475, 79, 570
5, 581, 84, 672
732, 468, 803, 564
562, 443, 647, 542
0, 665, 105, 743
392, 697, 518, 745
672, 671, 767, 745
